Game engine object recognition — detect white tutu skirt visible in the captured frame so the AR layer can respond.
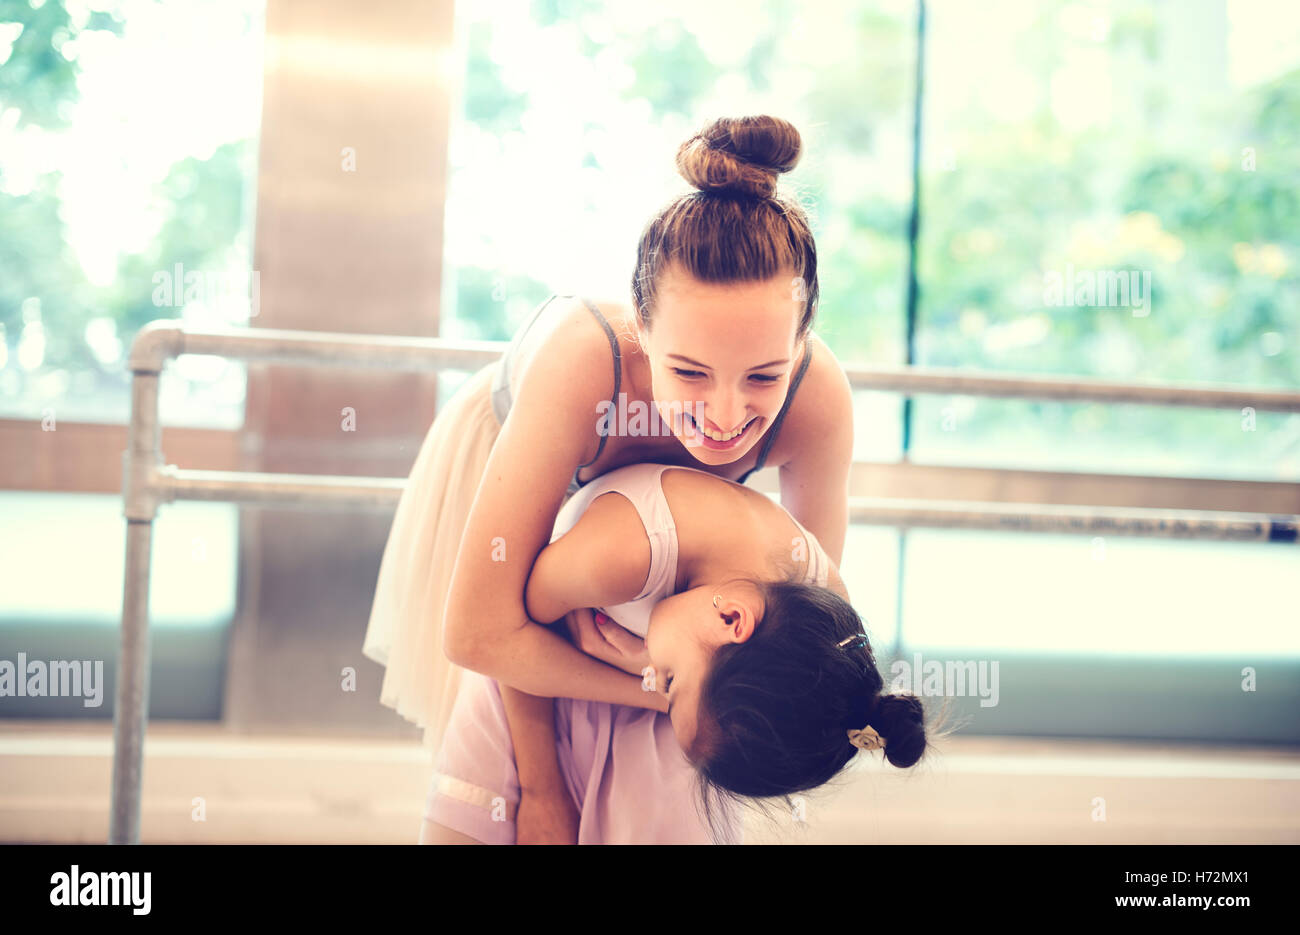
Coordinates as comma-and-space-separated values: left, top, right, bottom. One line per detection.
362, 360, 507, 755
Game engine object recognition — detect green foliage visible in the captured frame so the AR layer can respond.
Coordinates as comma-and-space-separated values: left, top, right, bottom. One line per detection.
0, 169, 96, 368
0, 133, 252, 376
625, 22, 715, 119
451, 267, 550, 342
463, 19, 529, 133
108, 140, 256, 335
915, 62, 1300, 391
531, 0, 602, 29
0, 0, 125, 131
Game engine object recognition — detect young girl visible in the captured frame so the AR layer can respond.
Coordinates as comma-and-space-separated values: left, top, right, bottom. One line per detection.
420, 461, 932, 844
362, 115, 856, 841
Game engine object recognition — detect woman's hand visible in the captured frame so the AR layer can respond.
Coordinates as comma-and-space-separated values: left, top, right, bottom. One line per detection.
515, 786, 580, 845
561, 608, 654, 678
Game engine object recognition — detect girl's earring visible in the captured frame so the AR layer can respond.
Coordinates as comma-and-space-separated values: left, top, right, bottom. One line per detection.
713, 594, 721, 610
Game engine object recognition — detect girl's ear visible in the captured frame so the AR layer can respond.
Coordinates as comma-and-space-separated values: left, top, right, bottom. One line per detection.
715, 594, 758, 644
730, 604, 758, 644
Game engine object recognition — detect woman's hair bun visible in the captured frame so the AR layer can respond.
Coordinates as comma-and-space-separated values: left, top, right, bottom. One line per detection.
675, 115, 802, 199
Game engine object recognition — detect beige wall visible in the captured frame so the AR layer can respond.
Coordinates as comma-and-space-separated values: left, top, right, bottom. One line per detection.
226, 0, 456, 740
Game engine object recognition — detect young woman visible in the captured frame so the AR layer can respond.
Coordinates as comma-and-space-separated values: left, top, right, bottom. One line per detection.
420, 462, 933, 844
361, 114, 856, 841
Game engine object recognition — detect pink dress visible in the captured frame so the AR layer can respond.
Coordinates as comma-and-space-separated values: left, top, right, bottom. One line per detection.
424, 462, 833, 844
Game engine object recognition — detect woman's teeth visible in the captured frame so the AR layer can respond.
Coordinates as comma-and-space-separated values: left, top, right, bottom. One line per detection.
693, 414, 752, 441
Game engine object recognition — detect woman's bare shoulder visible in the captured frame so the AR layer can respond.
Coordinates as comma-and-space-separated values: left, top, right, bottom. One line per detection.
799, 331, 853, 409
770, 330, 854, 459
825, 560, 849, 601
510, 295, 625, 407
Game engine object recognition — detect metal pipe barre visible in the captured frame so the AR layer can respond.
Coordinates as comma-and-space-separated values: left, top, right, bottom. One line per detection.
846, 364, 1300, 412
109, 319, 1300, 843
850, 498, 1298, 542
128, 320, 1300, 411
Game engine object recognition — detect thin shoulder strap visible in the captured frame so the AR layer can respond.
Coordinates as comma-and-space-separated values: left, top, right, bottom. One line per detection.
521, 293, 560, 341
574, 295, 621, 472
493, 294, 561, 423
737, 339, 814, 484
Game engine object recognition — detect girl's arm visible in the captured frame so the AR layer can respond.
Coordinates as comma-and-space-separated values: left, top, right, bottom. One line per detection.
442, 304, 664, 712
523, 491, 652, 627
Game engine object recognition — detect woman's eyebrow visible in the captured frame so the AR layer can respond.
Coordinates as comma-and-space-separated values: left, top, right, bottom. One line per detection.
667, 353, 790, 370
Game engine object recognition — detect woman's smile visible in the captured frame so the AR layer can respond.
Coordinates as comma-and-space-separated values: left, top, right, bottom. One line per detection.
680, 410, 760, 451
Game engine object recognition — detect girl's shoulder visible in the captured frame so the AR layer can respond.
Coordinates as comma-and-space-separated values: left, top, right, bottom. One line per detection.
659, 464, 770, 538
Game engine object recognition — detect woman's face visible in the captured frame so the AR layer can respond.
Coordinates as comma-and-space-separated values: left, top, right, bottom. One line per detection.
644, 582, 763, 754
638, 264, 805, 468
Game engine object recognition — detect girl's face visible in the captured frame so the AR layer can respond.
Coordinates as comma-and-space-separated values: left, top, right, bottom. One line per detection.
637, 265, 805, 468
644, 582, 764, 754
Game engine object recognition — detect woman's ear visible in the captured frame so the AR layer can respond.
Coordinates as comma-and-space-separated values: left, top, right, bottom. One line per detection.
632, 315, 650, 356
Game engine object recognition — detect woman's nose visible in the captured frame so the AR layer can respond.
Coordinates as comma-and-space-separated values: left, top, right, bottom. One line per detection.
706, 393, 747, 433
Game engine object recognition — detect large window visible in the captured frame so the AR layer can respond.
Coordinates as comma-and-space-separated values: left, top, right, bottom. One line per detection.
441, 0, 1299, 742
0, 0, 264, 429
1, 0, 264, 722
911, 0, 1300, 481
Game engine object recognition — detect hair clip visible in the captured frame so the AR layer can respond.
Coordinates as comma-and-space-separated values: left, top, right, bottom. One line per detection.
847, 725, 886, 751
837, 633, 869, 650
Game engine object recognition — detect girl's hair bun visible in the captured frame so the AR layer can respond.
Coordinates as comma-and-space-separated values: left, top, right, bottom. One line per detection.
675, 115, 802, 199
871, 692, 928, 769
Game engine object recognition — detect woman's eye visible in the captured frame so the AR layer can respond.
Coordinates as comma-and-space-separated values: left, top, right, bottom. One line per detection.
672, 368, 780, 383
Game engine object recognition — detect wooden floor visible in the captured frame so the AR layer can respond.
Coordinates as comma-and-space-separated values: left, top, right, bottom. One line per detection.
2, 720, 1296, 844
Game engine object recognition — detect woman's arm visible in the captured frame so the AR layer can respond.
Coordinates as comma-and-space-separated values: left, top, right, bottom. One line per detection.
826, 562, 850, 602
775, 335, 855, 566
442, 304, 665, 713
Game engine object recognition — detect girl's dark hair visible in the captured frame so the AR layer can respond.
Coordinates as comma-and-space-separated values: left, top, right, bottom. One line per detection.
687, 578, 951, 842
631, 115, 819, 340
